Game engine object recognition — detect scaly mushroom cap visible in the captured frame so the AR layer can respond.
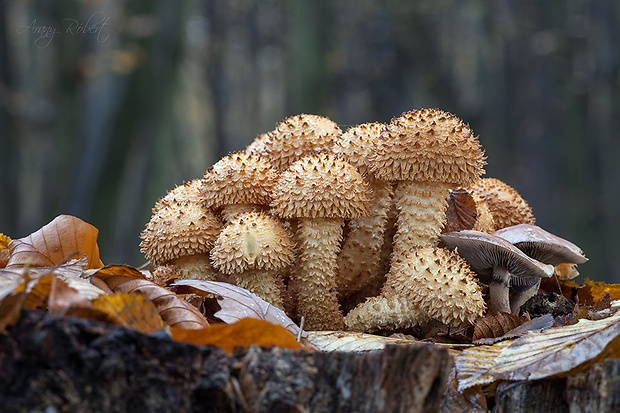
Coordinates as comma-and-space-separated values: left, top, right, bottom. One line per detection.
332, 122, 387, 175
245, 133, 271, 157
368, 109, 486, 185
440, 230, 554, 288
202, 152, 278, 210
153, 179, 204, 212
469, 178, 535, 230
211, 211, 295, 274
472, 194, 496, 233
270, 154, 372, 219
140, 200, 222, 265
493, 224, 588, 266
262, 114, 342, 171
384, 246, 486, 328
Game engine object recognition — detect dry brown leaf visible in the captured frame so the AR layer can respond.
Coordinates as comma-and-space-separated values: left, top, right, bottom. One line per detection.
6, 215, 104, 270
169, 279, 300, 337
47, 276, 91, 311
457, 310, 620, 391
443, 188, 477, 233
1, 257, 106, 300
92, 265, 209, 329
441, 368, 489, 413
594, 293, 612, 312
0, 233, 10, 268
472, 312, 524, 342
0, 275, 27, 332
88, 293, 166, 334
170, 318, 303, 354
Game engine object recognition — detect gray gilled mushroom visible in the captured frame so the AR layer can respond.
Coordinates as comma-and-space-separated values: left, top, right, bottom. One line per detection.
493, 224, 588, 266
440, 230, 554, 314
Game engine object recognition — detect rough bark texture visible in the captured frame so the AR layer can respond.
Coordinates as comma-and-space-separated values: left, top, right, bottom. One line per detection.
494, 359, 620, 413
0, 310, 453, 413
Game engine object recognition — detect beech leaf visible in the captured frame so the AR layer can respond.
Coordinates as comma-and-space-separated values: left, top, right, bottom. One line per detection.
170, 318, 303, 354
443, 188, 477, 233
169, 279, 301, 337
472, 312, 524, 342
91, 265, 209, 329
6, 215, 104, 270
456, 311, 620, 391
306, 330, 421, 352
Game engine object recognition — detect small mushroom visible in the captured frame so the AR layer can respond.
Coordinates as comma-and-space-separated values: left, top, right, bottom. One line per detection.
345, 246, 486, 332
440, 230, 554, 314
139, 199, 222, 280
469, 178, 535, 230
254, 113, 342, 171
270, 154, 372, 330
210, 211, 295, 309
152, 179, 204, 213
493, 224, 588, 266
202, 152, 278, 223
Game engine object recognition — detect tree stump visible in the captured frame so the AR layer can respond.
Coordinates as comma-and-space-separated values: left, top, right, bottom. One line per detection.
494, 359, 620, 413
0, 310, 453, 413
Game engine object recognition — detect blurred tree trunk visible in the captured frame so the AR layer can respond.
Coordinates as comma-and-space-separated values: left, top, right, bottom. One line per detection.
0, 0, 619, 283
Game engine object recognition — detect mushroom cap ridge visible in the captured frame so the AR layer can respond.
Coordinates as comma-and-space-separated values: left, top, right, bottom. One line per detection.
368, 108, 486, 185
270, 154, 372, 219
202, 152, 278, 209
493, 224, 588, 266
440, 230, 554, 290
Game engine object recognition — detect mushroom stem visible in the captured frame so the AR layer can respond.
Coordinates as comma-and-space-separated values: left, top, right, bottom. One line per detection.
489, 267, 512, 313
344, 294, 428, 333
228, 268, 285, 309
220, 203, 266, 224
510, 278, 541, 315
391, 181, 452, 262
295, 217, 345, 330
337, 179, 393, 298
170, 254, 218, 281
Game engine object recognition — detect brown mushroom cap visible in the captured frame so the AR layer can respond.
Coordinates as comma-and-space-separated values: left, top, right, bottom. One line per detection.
332, 122, 387, 175
270, 154, 372, 219
440, 230, 554, 287
469, 178, 535, 230
368, 109, 486, 185
202, 152, 278, 210
493, 224, 588, 266
261, 114, 342, 171
140, 200, 222, 265
210, 211, 295, 274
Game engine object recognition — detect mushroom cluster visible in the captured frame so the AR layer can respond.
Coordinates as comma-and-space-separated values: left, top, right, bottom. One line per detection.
140, 109, 588, 333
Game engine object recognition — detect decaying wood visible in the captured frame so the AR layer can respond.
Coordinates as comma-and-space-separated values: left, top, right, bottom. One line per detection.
0, 310, 453, 413
494, 358, 620, 413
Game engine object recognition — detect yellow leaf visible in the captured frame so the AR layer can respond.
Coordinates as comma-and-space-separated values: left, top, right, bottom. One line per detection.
171, 318, 303, 354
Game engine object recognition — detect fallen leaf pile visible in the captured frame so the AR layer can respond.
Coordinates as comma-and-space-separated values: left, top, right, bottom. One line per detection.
0, 215, 305, 354
1, 210, 620, 411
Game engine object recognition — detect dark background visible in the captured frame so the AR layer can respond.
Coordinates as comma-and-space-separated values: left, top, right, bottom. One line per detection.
1, 1, 618, 282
